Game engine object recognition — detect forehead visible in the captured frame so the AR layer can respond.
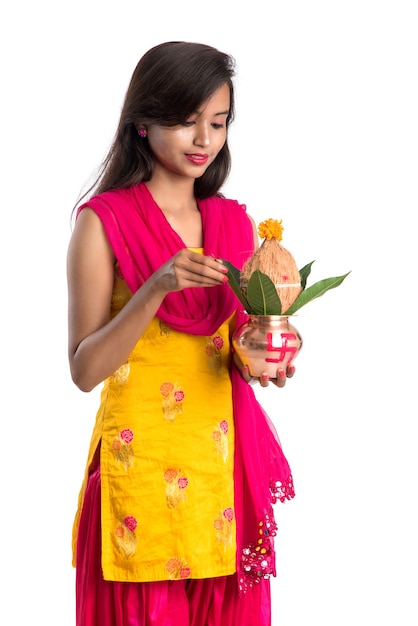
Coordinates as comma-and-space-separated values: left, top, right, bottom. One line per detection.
198, 83, 230, 113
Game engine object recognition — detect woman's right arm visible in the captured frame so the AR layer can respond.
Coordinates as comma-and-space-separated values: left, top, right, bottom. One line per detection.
67, 208, 228, 392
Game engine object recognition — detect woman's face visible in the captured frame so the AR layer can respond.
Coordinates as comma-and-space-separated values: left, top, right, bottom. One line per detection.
146, 83, 230, 181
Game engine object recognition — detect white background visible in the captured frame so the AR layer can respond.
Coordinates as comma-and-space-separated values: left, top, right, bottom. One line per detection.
1, 1, 417, 624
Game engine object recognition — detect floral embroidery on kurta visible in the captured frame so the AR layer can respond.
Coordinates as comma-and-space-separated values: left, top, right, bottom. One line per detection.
160, 382, 185, 421
112, 428, 134, 470
113, 363, 130, 385
214, 506, 234, 548
205, 335, 224, 374
159, 319, 171, 336
165, 558, 191, 579
212, 419, 229, 462
115, 515, 138, 557
164, 468, 189, 508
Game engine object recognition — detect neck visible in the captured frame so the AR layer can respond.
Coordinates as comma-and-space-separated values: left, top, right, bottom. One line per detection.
144, 179, 202, 247
145, 168, 196, 211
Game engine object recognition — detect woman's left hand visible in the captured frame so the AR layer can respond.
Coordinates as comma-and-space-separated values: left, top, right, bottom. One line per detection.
233, 353, 295, 388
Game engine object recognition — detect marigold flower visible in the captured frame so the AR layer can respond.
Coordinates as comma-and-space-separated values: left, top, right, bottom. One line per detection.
257, 218, 284, 242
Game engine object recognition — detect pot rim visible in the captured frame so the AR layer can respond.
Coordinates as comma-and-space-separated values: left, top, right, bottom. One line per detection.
245, 312, 298, 319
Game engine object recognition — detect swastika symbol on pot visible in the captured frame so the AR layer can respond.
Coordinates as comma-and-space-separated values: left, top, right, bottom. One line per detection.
264, 332, 298, 364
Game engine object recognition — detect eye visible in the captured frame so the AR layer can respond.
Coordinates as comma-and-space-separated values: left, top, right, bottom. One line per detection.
212, 122, 225, 129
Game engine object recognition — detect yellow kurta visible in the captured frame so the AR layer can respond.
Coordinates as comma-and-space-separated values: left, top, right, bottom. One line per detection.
73, 260, 236, 582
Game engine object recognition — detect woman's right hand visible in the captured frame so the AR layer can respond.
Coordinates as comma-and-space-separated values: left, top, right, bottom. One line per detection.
153, 248, 229, 294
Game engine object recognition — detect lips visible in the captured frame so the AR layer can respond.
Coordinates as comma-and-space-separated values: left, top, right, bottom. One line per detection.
184, 153, 209, 165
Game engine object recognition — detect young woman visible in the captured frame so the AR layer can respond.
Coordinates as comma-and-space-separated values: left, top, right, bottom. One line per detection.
67, 41, 295, 626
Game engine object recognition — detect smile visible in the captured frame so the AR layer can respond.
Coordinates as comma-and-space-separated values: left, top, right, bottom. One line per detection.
184, 153, 209, 165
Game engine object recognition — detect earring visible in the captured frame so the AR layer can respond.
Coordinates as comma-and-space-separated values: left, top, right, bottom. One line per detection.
138, 128, 147, 138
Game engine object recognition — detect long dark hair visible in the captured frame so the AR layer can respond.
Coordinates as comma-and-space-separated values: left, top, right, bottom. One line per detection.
75, 41, 236, 207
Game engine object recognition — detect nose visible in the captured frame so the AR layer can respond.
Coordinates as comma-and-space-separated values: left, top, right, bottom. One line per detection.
193, 121, 210, 147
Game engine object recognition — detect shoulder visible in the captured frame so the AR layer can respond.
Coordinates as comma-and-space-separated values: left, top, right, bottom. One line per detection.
214, 194, 246, 213
77, 185, 139, 218
68, 206, 114, 265
214, 195, 256, 237
208, 194, 250, 226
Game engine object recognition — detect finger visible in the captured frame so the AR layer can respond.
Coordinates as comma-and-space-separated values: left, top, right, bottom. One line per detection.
241, 364, 253, 383
274, 369, 287, 388
177, 253, 228, 285
188, 250, 228, 272
286, 363, 296, 378
169, 264, 223, 289
260, 372, 270, 388
233, 353, 256, 384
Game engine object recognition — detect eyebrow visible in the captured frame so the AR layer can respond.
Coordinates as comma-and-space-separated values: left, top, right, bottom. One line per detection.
193, 109, 230, 118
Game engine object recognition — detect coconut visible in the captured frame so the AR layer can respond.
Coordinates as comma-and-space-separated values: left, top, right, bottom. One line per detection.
240, 219, 302, 313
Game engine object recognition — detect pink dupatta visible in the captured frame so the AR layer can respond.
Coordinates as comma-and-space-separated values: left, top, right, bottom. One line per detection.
78, 183, 295, 593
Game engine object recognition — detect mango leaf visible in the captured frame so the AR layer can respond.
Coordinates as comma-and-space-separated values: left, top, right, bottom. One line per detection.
222, 260, 251, 311
299, 260, 315, 291
285, 272, 351, 315
247, 270, 282, 315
